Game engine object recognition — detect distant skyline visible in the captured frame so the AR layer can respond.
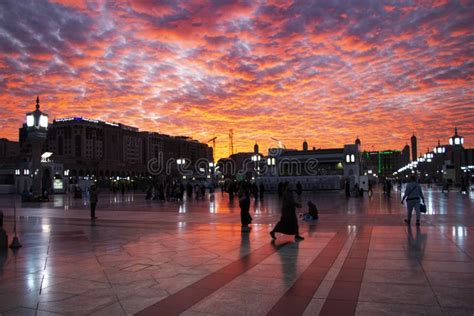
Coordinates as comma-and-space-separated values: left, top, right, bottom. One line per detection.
0, 0, 473, 160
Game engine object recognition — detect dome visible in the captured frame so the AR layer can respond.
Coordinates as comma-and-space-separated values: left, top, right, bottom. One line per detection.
355, 136, 361, 145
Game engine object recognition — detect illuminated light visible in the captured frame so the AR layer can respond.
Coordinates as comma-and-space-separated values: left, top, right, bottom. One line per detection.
39, 114, 48, 128
26, 114, 34, 127
41, 152, 53, 159
351, 154, 355, 162
41, 225, 51, 233
183, 176, 186, 179
452, 226, 467, 238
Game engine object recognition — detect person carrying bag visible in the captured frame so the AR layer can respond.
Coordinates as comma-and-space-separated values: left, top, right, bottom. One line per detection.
402, 175, 426, 226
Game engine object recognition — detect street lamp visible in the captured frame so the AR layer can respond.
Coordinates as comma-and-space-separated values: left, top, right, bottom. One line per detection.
449, 127, 464, 146
434, 140, 445, 154
26, 96, 48, 198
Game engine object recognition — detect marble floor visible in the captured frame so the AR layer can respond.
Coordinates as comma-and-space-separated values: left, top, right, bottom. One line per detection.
0, 187, 473, 315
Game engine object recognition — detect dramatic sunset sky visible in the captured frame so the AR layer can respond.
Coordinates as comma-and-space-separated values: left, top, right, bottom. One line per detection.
0, 0, 473, 160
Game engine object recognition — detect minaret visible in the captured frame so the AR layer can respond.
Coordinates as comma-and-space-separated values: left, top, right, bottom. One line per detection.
303, 139, 308, 151
411, 133, 417, 162
253, 142, 259, 154
355, 136, 361, 146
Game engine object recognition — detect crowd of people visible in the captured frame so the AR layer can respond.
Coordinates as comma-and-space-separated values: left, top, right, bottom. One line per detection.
83, 175, 470, 239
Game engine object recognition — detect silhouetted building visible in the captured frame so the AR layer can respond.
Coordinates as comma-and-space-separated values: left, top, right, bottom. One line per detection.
303, 140, 308, 151
0, 138, 19, 162
39, 117, 212, 180
363, 150, 403, 178
411, 133, 417, 162
401, 144, 410, 166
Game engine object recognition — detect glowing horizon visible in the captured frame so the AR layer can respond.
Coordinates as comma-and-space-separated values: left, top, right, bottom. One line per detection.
0, 0, 473, 160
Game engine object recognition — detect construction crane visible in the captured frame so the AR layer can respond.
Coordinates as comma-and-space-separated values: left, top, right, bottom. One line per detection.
229, 129, 234, 157
207, 136, 217, 161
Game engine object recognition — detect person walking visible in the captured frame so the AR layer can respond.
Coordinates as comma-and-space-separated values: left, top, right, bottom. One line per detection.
89, 184, 98, 220
345, 179, 350, 198
259, 183, 265, 200
270, 183, 304, 241
402, 175, 425, 226
239, 186, 252, 232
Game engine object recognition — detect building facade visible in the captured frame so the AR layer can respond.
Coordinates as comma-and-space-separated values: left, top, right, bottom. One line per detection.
18, 116, 213, 185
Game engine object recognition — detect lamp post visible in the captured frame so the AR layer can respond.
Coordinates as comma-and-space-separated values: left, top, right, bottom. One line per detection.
434, 140, 446, 154
26, 96, 49, 198
449, 127, 464, 146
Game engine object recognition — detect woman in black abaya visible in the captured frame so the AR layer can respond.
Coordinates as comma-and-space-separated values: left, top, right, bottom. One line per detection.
270, 183, 304, 241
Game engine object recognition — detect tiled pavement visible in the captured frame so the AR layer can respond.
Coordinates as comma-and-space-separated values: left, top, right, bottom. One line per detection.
0, 188, 473, 315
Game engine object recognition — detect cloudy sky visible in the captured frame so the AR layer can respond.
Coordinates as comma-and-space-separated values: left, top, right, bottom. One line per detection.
0, 0, 473, 159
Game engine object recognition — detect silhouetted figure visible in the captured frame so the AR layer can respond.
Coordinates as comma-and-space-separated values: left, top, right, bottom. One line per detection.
345, 180, 350, 198
42, 189, 50, 202
402, 175, 425, 226
442, 180, 450, 193
302, 200, 318, 221
251, 183, 258, 200
228, 182, 235, 201
386, 180, 392, 197
270, 184, 304, 241
259, 183, 264, 199
145, 186, 152, 200
460, 177, 468, 194
239, 188, 252, 231
158, 184, 165, 201
121, 184, 125, 196
186, 182, 193, 199
278, 182, 284, 197
296, 181, 302, 196
89, 184, 98, 220
368, 181, 373, 198
200, 183, 206, 199
178, 183, 185, 201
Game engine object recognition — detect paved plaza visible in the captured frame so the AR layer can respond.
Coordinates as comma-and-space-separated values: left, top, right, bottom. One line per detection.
0, 187, 473, 315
